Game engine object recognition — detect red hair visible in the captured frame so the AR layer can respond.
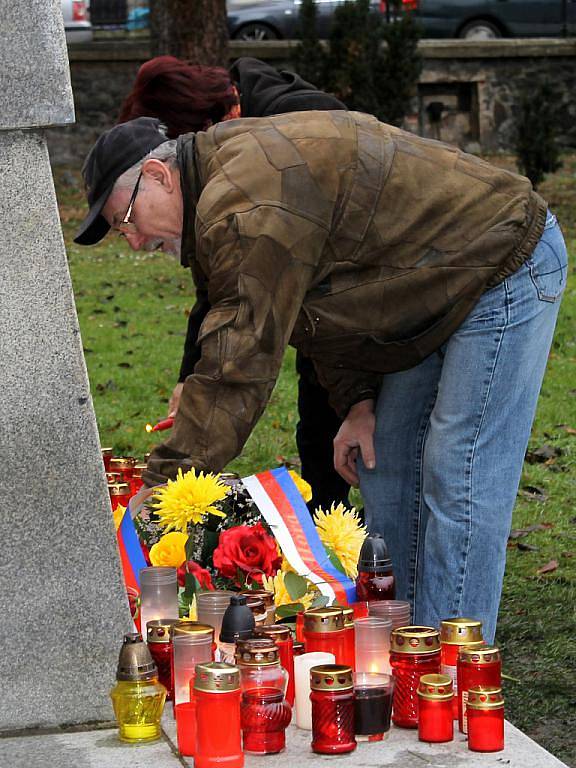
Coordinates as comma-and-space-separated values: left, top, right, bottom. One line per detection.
118, 56, 238, 138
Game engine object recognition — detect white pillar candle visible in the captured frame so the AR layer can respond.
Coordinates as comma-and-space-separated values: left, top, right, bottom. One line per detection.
294, 651, 335, 730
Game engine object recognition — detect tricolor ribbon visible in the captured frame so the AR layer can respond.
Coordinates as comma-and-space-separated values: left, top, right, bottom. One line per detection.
242, 466, 356, 605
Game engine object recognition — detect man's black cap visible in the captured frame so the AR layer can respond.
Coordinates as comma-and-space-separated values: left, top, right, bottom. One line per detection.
74, 117, 168, 245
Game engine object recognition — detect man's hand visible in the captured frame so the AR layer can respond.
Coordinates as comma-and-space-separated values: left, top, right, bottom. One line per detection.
333, 399, 376, 487
168, 382, 184, 418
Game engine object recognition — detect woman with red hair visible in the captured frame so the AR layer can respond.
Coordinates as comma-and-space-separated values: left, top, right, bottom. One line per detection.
119, 55, 348, 515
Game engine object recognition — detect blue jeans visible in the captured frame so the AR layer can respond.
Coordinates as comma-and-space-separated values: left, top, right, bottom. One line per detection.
358, 212, 567, 643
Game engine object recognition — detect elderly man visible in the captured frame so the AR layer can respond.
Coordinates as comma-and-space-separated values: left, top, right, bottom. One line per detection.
75, 112, 567, 642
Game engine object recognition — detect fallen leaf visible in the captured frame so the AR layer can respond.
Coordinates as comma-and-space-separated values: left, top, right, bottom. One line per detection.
518, 486, 548, 502
509, 522, 554, 539
536, 559, 558, 575
517, 542, 539, 552
559, 425, 576, 435
118, 362, 132, 369
525, 445, 562, 464
561, 551, 574, 558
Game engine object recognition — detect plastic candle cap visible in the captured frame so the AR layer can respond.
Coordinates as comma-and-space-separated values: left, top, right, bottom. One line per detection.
219, 595, 255, 643
358, 534, 392, 572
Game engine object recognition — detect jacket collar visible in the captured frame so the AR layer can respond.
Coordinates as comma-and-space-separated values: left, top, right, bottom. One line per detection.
177, 132, 201, 268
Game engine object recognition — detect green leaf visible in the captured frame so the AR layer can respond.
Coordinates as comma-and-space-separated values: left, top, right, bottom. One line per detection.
325, 547, 346, 575
284, 572, 308, 601
310, 594, 330, 609
184, 572, 199, 599
276, 602, 305, 619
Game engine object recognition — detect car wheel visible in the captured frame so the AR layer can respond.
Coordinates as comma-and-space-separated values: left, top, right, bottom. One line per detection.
234, 23, 280, 41
458, 19, 502, 40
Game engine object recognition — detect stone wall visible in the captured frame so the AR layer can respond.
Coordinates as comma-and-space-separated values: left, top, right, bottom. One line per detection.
48, 38, 576, 165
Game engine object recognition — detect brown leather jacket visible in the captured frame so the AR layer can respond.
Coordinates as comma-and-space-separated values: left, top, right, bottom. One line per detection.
144, 110, 546, 485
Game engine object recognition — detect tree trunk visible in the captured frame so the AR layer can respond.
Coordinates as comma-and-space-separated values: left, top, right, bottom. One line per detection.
149, 0, 229, 66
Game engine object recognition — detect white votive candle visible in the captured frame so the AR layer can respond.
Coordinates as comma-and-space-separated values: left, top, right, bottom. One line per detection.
294, 651, 335, 729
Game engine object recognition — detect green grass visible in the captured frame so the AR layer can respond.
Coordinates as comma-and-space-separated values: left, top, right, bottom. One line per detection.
56, 155, 576, 765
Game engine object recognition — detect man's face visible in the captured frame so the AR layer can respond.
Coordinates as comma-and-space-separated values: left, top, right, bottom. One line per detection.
102, 158, 183, 256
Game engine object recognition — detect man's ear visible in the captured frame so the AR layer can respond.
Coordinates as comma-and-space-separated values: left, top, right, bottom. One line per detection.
141, 158, 175, 191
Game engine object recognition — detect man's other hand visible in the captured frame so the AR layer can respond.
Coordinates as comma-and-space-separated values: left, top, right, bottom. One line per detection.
333, 399, 376, 487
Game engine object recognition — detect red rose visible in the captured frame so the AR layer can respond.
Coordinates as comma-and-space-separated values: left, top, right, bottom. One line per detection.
177, 560, 214, 590
213, 523, 281, 581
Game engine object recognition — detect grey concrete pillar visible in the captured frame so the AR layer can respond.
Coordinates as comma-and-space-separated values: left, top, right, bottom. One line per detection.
0, 0, 132, 730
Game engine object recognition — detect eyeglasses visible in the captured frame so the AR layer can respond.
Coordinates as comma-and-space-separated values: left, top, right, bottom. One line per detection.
117, 171, 142, 233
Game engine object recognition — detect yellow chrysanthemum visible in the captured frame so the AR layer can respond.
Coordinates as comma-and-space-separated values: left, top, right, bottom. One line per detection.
149, 532, 188, 568
152, 468, 228, 533
280, 555, 295, 573
289, 470, 312, 503
314, 503, 367, 579
262, 571, 315, 611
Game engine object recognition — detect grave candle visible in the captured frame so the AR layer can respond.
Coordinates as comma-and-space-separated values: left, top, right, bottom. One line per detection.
440, 617, 483, 719
353, 672, 394, 742
457, 645, 501, 734
310, 664, 356, 754
466, 687, 505, 752
417, 674, 454, 743
389, 626, 441, 728
194, 662, 243, 768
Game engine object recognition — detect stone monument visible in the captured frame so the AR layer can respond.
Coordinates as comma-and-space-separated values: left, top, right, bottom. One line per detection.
0, 0, 132, 730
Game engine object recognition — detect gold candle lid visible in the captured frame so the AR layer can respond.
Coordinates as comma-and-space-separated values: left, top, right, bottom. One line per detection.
390, 626, 440, 654
106, 472, 122, 483
236, 637, 279, 666
110, 457, 136, 470
342, 607, 354, 628
244, 596, 266, 617
254, 625, 291, 642
147, 619, 177, 644
310, 664, 353, 692
116, 633, 157, 682
418, 674, 454, 701
240, 589, 275, 608
109, 483, 130, 496
171, 621, 214, 639
304, 607, 344, 634
133, 463, 147, 478
101, 447, 113, 456
459, 645, 501, 664
467, 687, 504, 710
194, 662, 240, 693
441, 618, 483, 645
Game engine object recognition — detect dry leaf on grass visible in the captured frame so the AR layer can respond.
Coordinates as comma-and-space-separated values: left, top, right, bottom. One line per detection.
536, 559, 558, 575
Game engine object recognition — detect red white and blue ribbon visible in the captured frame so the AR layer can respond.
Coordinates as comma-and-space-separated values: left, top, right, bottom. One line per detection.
114, 501, 148, 595
242, 466, 356, 605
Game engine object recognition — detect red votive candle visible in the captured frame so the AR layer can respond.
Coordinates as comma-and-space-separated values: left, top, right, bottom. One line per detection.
101, 447, 113, 472
293, 641, 305, 656
303, 607, 346, 665
355, 534, 396, 602
109, 482, 131, 510
295, 611, 305, 642
389, 626, 441, 729
131, 463, 146, 496
342, 608, 356, 671
467, 687, 505, 752
417, 674, 454, 743
353, 672, 394, 742
175, 701, 196, 756
458, 646, 501, 734
236, 638, 291, 755
194, 662, 244, 768
146, 619, 176, 700
440, 618, 483, 719
109, 456, 136, 482
310, 664, 356, 754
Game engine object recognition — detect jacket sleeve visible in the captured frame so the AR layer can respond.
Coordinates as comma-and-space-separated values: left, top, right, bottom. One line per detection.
144, 206, 326, 485
178, 287, 210, 382
311, 361, 381, 420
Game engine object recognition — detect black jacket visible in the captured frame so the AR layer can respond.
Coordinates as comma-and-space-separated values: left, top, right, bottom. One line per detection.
178, 58, 345, 381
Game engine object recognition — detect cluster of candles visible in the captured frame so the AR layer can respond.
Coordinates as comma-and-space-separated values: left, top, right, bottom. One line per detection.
102, 449, 147, 508
108, 533, 505, 761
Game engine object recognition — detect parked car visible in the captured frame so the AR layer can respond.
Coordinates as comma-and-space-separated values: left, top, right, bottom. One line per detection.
410, 0, 575, 39
62, 0, 93, 43
227, 0, 386, 41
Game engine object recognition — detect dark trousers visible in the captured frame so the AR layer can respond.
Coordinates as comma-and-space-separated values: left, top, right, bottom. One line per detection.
296, 352, 350, 515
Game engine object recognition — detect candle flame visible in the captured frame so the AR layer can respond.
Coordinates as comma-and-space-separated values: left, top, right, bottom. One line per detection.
145, 423, 153, 433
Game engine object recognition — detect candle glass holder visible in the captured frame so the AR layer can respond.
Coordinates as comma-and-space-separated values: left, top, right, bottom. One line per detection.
389, 626, 441, 728
355, 534, 395, 602
310, 664, 356, 754
369, 600, 411, 629
194, 662, 244, 768
354, 616, 392, 674
353, 672, 394, 742
109, 482, 131, 511
196, 590, 234, 641
417, 674, 454, 743
255, 625, 295, 706
172, 623, 215, 706
139, 567, 179, 640
303, 607, 346, 664
147, 619, 177, 700
467, 687, 504, 752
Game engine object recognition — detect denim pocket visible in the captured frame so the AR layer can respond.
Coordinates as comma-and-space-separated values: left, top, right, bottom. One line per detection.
526, 214, 568, 303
